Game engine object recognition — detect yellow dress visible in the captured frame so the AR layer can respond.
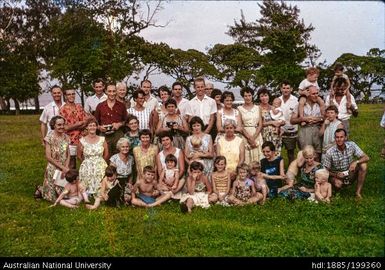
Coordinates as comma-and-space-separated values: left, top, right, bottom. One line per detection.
238, 105, 263, 163
133, 145, 158, 178
217, 136, 243, 173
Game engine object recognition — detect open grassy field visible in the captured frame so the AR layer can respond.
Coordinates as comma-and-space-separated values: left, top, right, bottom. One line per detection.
0, 104, 384, 257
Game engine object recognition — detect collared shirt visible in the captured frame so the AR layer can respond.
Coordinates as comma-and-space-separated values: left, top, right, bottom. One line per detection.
322, 141, 364, 172
94, 100, 128, 126
39, 101, 65, 133
325, 95, 358, 121
127, 107, 151, 130
60, 103, 87, 145
84, 93, 107, 114
186, 95, 217, 125
298, 79, 319, 90
279, 94, 298, 134
130, 94, 159, 112
175, 97, 190, 120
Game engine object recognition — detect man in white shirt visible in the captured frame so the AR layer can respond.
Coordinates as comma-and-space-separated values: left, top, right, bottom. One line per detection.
39, 85, 65, 145
325, 77, 358, 136
186, 77, 217, 133
84, 78, 107, 115
278, 81, 299, 164
130, 79, 158, 112
172, 81, 189, 121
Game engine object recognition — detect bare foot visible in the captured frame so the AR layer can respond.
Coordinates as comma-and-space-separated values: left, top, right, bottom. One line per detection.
86, 204, 95, 210
355, 193, 362, 200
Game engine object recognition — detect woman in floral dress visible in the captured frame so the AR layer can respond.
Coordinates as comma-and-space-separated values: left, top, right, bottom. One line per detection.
40, 116, 71, 202
78, 118, 108, 196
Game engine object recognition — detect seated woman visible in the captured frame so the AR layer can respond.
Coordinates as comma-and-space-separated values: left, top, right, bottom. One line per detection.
260, 141, 286, 198
216, 119, 245, 180
109, 137, 134, 205
185, 116, 214, 175
279, 145, 323, 200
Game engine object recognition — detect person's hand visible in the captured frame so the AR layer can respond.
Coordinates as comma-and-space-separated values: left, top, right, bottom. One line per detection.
112, 122, 120, 130
298, 186, 307, 192
100, 125, 107, 132
349, 161, 358, 172
324, 119, 330, 125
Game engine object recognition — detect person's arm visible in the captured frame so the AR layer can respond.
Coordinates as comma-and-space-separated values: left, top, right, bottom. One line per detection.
158, 169, 166, 186
186, 176, 194, 195
40, 122, 47, 146
46, 142, 69, 173
319, 119, 328, 136
225, 173, 231, 195
254, 110, 263, 139
156, 153, 163, 179
211, 174, 218, 194
235, 112, 243, 134
238, 141, 245, 166
205, 113, 215, 133
326, 183, 332, 202
349, 153, 369, 172
176, 117, 189, 135
178, 150, 185, 178
172, 170, 180, 190
155, 116, 169, 135
52, 188, 69, 206
204, 175, 213, 194
102, 139, 109, 161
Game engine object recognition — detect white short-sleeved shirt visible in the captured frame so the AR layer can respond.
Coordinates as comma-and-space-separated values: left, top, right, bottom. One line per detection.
84, 94, 107, 114
186, 95, 217, 126
176, 98, 190, 120
39, 101, 65, 132
130, 95, 159, 112
325, 95, 358, 121
298, 79, 319, 90
279, 95, 299, 133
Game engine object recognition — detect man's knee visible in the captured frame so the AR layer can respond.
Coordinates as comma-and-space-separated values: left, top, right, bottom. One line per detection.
358, 162, 367, 173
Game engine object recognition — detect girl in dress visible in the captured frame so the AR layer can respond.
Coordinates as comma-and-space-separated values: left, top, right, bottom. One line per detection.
210, 156, 231, 205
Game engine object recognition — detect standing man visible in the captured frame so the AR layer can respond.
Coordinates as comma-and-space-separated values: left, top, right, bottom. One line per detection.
171, 81, 189, 121
186, 77, 217, 134
60, 88, 89, 169
130, 79, 158, 112
39, 85, 65, 145
322, 128, 369, 199
291, 85, 324, 159
84, 78, 107, 115
205, 81, 214, 97
325, 77, 358, 137
94, 83, 128, 158
279, 81, 299, 164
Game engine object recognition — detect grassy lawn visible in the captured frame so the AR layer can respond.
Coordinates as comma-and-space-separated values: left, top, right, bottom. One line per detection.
0, 104, 384, 257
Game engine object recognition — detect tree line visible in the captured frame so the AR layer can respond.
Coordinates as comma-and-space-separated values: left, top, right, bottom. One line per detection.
1, 0, 384, 114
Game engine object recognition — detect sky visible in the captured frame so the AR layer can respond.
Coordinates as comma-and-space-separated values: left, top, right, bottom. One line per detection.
35, 0, 384, 106
136, 0, 384, 91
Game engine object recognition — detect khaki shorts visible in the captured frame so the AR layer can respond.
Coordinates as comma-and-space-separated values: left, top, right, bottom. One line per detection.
298, 125, 321, 152
281, 136, 298, 151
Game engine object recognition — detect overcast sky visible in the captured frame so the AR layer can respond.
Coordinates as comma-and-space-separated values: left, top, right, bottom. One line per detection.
139, 0, 384, 67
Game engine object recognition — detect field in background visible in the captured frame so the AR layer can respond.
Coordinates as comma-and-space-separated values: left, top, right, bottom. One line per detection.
0, 104, 383, 257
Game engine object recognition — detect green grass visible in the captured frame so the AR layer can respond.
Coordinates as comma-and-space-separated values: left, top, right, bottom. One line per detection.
0, 104, 384, 257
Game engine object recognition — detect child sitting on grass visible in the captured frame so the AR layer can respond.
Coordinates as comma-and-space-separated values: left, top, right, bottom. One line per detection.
228, 163, 262, 206
86, 166, 123, 210
249, 161, 268, 205
210, 156, 231, 205
131, 166, 172, 208
51, 169, 88, 209
314, 168, 332, 203
158, 154, 180, 194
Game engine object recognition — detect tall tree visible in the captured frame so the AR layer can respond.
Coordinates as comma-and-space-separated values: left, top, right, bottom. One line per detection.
227, 0, 320, 94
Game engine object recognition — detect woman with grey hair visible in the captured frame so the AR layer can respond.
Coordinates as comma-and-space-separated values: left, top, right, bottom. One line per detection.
110, 137, 134, 204
216, 119, 245, 180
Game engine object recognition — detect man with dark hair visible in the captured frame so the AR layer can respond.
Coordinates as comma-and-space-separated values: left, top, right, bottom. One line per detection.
172, 81, 189, 121
278, 81, 299, 164
39, 85, 65, 145
84, 78, 107, 115
130, 79, 158, 111
322, 128, 369, 199
325, 77, 358, 136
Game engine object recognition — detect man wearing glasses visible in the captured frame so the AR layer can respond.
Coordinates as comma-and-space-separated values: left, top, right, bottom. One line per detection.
60, 88, 89, 168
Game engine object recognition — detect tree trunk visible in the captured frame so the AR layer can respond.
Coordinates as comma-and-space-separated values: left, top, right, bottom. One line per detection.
13, 98, 20, 115
0, 97, 7, 111
34, 95, 40, 113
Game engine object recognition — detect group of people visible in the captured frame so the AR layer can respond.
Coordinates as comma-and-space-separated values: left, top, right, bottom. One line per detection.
36, 63, 370, 213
